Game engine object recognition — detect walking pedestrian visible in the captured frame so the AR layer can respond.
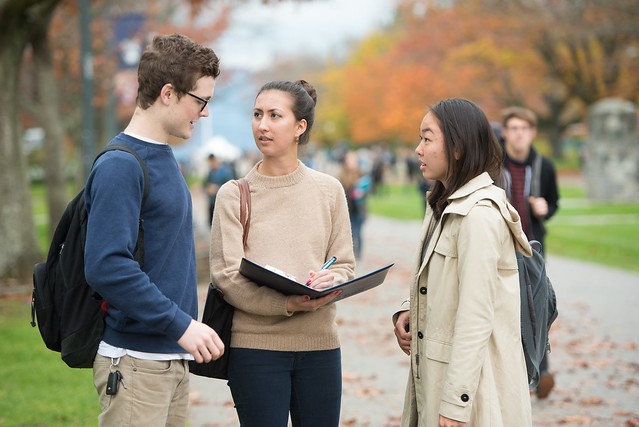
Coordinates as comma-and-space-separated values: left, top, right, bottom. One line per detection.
501, 106, 560, 398
209, 80, 356, 426
339, 150, 371, 260
203, 153, 234, 226
393, 98, 533, 426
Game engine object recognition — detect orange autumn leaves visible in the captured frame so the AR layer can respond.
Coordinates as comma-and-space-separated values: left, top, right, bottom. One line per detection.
314, 0, 639, 148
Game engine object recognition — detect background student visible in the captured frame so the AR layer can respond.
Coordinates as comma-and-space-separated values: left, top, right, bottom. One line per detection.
203, 153, 235, 227
338, 150, 372, 260
209, 80, 356, 427
501, 106, 560, 399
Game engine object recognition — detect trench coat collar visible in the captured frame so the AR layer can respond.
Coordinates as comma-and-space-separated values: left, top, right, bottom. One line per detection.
417, 172, 531, 277
446, 172, 495, 210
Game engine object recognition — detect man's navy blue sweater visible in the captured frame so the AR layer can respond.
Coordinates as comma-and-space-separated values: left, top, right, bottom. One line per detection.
84, 134, 197, 353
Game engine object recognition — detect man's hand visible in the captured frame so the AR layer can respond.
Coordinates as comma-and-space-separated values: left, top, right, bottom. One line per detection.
394, 310, 411, 355
286, 291, 342, 313
178, 319, 225, 363
528, 196, 548, 218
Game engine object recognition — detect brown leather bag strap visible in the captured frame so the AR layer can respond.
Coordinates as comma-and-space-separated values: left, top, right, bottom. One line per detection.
237, 178, 251, 248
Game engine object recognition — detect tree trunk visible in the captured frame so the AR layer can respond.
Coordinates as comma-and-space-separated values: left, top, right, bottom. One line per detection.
31, 5, 68, 235
0, 21, 41, 282
0, 0, 61, 283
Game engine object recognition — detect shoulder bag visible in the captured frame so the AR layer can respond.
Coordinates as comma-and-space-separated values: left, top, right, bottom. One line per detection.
189, 178, 250, 379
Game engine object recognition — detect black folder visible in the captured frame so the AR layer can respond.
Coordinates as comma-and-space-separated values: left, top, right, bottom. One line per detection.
239, 258, 394, 303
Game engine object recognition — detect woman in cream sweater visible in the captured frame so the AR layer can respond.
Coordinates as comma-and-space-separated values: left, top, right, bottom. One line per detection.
209, 80, 356, 427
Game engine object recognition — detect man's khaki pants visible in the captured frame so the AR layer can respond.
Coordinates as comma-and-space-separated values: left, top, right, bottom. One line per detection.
93, 354, 190, 427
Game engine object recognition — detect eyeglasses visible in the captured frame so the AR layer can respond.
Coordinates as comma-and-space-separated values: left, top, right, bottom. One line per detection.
186, 92, 209, 113
505, 126, 532, 133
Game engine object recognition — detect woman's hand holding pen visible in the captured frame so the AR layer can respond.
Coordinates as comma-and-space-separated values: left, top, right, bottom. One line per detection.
305, 269, 336, 290
305, 256, 337, 290
287, 256, 342, 313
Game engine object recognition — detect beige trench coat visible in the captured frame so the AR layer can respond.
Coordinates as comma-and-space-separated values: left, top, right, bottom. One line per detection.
398, 173, 533, 426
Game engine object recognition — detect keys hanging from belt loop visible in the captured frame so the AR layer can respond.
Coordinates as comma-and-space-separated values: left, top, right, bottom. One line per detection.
106, 357, 126, 395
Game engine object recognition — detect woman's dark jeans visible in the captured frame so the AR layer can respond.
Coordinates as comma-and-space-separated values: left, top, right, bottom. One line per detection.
228, 348, 342, 427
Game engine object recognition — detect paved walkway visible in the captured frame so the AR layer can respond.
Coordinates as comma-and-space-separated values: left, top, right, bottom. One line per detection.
188, 197, 639, 426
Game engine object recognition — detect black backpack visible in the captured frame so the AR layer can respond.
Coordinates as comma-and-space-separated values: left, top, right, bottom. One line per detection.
517, 240, 558, 388
31, 144, 149, 368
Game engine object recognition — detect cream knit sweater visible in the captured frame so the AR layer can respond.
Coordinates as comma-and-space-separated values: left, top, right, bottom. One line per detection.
209, 160, 356, 351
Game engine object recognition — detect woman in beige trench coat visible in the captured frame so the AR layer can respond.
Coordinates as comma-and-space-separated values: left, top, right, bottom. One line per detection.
393, 98, 533, 427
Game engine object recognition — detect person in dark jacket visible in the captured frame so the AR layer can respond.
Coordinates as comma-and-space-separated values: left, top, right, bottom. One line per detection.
501, 106, 560, 399
84, 34, 224, 426
203, 153, 234, 226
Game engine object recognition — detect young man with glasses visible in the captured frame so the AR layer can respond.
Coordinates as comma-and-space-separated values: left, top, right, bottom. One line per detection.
84, 34, 224, 426
187, 91, 210, 112
501, 106, 560, 399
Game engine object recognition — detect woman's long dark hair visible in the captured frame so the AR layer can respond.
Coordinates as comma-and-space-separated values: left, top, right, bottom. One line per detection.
427, 98, 503, 218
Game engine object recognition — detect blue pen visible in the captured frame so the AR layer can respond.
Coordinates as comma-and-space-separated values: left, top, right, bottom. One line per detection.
320, 256, 337, 271
306, 256, 337, 285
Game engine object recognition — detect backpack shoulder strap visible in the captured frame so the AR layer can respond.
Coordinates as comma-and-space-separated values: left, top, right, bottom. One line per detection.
94, 144, 150, 266
530, 154, 542, 198
94, 144, 150, 207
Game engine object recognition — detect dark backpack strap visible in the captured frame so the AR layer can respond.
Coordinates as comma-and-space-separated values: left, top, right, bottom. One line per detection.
95, 144, 150, 207
530, 154, 542, 198
93, 144, 150, 266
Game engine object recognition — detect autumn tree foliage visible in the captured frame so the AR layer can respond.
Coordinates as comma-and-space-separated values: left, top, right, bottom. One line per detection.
0, 0, 230, 282
318, 0, 539, 148
317, 0, 639, 154
43, 1, 231, 150
487, 0, 639, 155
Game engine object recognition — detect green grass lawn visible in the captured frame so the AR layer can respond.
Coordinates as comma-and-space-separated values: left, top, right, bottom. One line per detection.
369, 182, 639, 273
0, 297, 98, 426
545, 197, 639, 271
32, 179, 639, 272
367, 184, 427, 220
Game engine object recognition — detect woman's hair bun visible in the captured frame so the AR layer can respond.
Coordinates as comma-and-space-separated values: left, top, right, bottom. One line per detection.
296, 79, 317, 106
